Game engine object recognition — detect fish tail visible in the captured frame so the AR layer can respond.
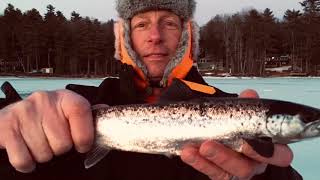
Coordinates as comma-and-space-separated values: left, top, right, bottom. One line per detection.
85, 104, 111, 169
84, 144, 111, 169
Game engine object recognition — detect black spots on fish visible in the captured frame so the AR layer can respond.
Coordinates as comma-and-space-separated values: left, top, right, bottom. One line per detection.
234, 106, 240, 112
228, 104, 235, 109
199, 104, 207, 116
103, 108, 114, 115
169, 103, 180, 109
238, 132, 244, 136
150, 108, 156, 114
114, 110, 123, 118
134, 140, 157, 151
199, 124, 207, 128
267, 119, 275, 124
130, 106, 139, 112
171, 110, 177, 115
230, 114, 234, 119
181, 104, 192, 112
239, 104, 245, 110
249, 103, 263, 111
193, 105, 200, 112
257, 103, 263, 109
266, 119, 275, 124
188, 104, 207, 116
229, 104, 242, 112
208, 103, 218, 111
241, 122, 244, 126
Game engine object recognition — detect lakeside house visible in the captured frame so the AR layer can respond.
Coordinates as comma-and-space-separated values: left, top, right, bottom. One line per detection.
264, 55, 291, 69
264, 55, 311, 76
197, 55, 294, 74
264, 55, 292, 73
41, 68, 54, 74
0, 58, 54, 75
0, 59, 22, 72
197, 56, 224, 71
197, 54, 311, 76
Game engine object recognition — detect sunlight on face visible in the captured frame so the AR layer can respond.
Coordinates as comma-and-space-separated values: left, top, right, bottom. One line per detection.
131, 10, 182, 81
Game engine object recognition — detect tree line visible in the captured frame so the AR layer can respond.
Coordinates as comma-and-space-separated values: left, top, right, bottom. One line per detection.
0, 0, 319, 76
0, 4, 115, 76
200, 0, 320, 76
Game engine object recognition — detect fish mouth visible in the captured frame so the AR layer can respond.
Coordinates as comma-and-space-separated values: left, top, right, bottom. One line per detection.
301, 119, 320, 139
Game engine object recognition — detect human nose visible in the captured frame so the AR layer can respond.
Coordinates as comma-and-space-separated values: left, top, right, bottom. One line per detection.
147, 24, 162, 44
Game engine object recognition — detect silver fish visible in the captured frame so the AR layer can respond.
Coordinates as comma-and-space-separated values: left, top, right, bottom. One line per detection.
84, 97, 320, 168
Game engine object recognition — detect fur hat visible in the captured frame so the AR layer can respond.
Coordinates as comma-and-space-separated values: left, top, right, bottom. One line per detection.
116, 0, 196, 20
114, 0, 200, 88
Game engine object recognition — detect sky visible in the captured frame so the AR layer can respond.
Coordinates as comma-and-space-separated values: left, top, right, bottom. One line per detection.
1, 0, 303, 25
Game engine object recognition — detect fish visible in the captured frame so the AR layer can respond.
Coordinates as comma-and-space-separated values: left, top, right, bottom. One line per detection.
84, 97, 320, 169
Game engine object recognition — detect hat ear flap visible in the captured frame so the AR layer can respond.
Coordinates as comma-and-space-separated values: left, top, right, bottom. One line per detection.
114, 20, 121, 60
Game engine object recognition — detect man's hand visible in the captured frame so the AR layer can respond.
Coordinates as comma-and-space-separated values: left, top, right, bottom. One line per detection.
0, 90, 94, 173
180, 89, 294, 180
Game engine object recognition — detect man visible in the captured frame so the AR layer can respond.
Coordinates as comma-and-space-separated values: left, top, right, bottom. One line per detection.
0, 0, 301, 179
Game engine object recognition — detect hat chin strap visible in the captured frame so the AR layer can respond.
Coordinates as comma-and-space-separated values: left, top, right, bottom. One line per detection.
114, 19, 195, 89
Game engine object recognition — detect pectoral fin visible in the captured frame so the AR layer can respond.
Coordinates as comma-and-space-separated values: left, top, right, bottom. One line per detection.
243, 137, 274, 158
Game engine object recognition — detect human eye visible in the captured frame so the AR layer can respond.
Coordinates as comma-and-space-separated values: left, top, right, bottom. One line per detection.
133, 22, 148, 30
163, 20, 180, 30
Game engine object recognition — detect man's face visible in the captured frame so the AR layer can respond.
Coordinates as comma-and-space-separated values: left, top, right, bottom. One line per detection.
131, 10, 182, 81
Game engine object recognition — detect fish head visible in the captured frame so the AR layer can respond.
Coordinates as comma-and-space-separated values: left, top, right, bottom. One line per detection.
266, 100, 320, 143
266, 114, 305, 143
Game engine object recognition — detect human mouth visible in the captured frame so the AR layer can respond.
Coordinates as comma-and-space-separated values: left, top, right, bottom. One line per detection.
144, 53, 169, 61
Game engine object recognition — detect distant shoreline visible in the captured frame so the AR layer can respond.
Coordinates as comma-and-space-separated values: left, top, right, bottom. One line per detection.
0, 73, 319, 79
0, 73, 108, 79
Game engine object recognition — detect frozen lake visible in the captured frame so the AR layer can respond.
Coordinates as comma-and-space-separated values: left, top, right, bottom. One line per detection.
0, 76, 319, 179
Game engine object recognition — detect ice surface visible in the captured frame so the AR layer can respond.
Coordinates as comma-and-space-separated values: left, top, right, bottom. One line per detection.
0, 77, 319, 179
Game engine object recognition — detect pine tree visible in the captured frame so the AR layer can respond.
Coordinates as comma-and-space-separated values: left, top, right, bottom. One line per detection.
43, 4, 57, 68
3, 4, 24, 72
300, 0, 320, 73
53, 10, 68, 74
300, 0, 320, 16
22, 8, 43, 72
283, 9, 303, 72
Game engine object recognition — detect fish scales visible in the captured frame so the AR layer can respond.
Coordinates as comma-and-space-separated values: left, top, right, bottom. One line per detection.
85, 97, 320, 168
94, 99, 274, 155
